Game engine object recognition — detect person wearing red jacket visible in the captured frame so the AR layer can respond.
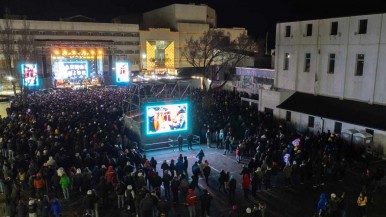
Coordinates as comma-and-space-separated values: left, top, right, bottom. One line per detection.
105, 166, 115, 190
242, 173, 250, 199
33, 173, 45, 199
186, 188, 197, 217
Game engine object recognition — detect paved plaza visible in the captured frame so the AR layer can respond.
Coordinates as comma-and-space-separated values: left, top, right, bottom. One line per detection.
1, 143, 385, 217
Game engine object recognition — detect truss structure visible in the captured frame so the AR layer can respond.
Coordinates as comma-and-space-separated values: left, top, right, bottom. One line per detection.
122, 79, 192, 119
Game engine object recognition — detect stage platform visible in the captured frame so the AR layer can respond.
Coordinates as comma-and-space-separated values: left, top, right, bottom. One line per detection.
140, 135, 200, 152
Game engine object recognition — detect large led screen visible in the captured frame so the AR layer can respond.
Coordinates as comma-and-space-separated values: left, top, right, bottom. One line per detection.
21, 64, 39, 87
145, 102, 188, 135
53, 61, 89, 80
115, 62, 130, 83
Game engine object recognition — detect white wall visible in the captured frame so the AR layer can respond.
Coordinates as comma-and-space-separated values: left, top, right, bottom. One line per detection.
275, 13, 386, 104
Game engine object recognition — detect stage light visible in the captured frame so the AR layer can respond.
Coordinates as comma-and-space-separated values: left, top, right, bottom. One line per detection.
54, 50, 60, 55
98, 50, 103, 55
62, 50, 67, 55
72, 50, 77, 55
90, 50, 95, 55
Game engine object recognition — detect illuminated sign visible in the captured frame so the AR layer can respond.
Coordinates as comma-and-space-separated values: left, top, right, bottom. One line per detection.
116, 62, 130, 83
21, 64, 39, 87
145, 102, 189, 135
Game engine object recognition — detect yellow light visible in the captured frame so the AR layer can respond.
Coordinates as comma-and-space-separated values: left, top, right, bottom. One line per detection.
98, 50, 103, 55
90, 50, 95, 54
54, 50, 59, 55
62, 50, 67, 55
82, 50, 87, 55
72, 50, 77, 55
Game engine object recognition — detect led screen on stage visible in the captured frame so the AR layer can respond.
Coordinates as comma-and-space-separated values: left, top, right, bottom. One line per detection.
145, 102, 188, 135
21, 64, 39, 87
54, 61, 88, 80
116, 62, 130, 83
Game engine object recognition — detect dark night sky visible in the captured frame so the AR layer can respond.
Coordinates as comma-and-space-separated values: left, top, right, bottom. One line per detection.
1, 0, 386, 49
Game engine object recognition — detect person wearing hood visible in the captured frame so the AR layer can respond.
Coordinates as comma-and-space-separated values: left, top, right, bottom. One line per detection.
28, 198, 37, 217
316, 193, 327, 217
46, 156, 56, 167
33, 173, 45, 199
50, 198, 61, 217
105, 165, 115, 188
84, 189, 98, 217
186, 188, 197, 217
59, 173, 70, 200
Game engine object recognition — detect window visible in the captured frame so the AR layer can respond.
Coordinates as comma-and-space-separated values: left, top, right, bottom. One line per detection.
285, 25, 291, 37
328, 53, 336, 74
334, 122, 342, 134
308, 116, 315, 128
306, 24, 313, 36
355, 54, 365, 76
304, 53, 311, 72
358, 19, 368, 34
283, 53, 290, 70
330, 22, 338, 35
286, 111, 291, 122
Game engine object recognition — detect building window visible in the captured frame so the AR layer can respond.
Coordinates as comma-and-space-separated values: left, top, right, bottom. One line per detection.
328, 53, 336, 74
355, 54, 365, 76
306, 24, 313, 36
308, 116, 315, 128
358, 19, 368, 34
286, 111, 291, 122
285, 25, 291, 37
304, 53, 311, 72
283, 53, 290, 70
334, 122, 342, 134
330, 22, 338, 35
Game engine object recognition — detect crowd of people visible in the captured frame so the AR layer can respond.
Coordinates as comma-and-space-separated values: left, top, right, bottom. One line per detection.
0, 86, 384, 217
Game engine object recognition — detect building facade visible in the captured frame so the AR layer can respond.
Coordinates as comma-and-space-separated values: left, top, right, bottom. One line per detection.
264, 13, 386, 157
0, 19, 140, 87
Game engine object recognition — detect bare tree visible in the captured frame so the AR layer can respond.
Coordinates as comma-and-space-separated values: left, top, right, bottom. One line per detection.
0, 9, 36, 106
182, 29, 257, 91
0, 9, 17, 96
17, 19, 37, 104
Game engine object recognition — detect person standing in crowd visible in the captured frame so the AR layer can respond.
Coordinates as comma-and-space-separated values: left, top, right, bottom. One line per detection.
177, 134, 183, 151
206, 129, 211, 148
16, 199, 27, 217
183, 156, 189, 177
199, 189, 213, 217
40, 195, 51, 217
242, 172, 250, 199
115, 180, 126, 209
84, 190, 98, 217
33, 173, 45, 199
236, 146, 241, 163
59, 172, 70, 200
50, 198, 61, 217
28, 198, 38, 217
187, 133, 194, 150
219, 129, 224, 149
357, 191, 367, 217
203, 160, 211, 186
316, 193, 327, 217
228, 175, 237, 204
186, 188, 197, 217
196, 149, 205, 164
170, 176, 180, 203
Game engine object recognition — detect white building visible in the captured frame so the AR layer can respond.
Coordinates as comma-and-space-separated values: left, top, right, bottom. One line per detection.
261, 13, 386, 157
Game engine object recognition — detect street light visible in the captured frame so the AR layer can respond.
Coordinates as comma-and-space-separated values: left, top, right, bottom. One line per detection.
141, 53, 147, 72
